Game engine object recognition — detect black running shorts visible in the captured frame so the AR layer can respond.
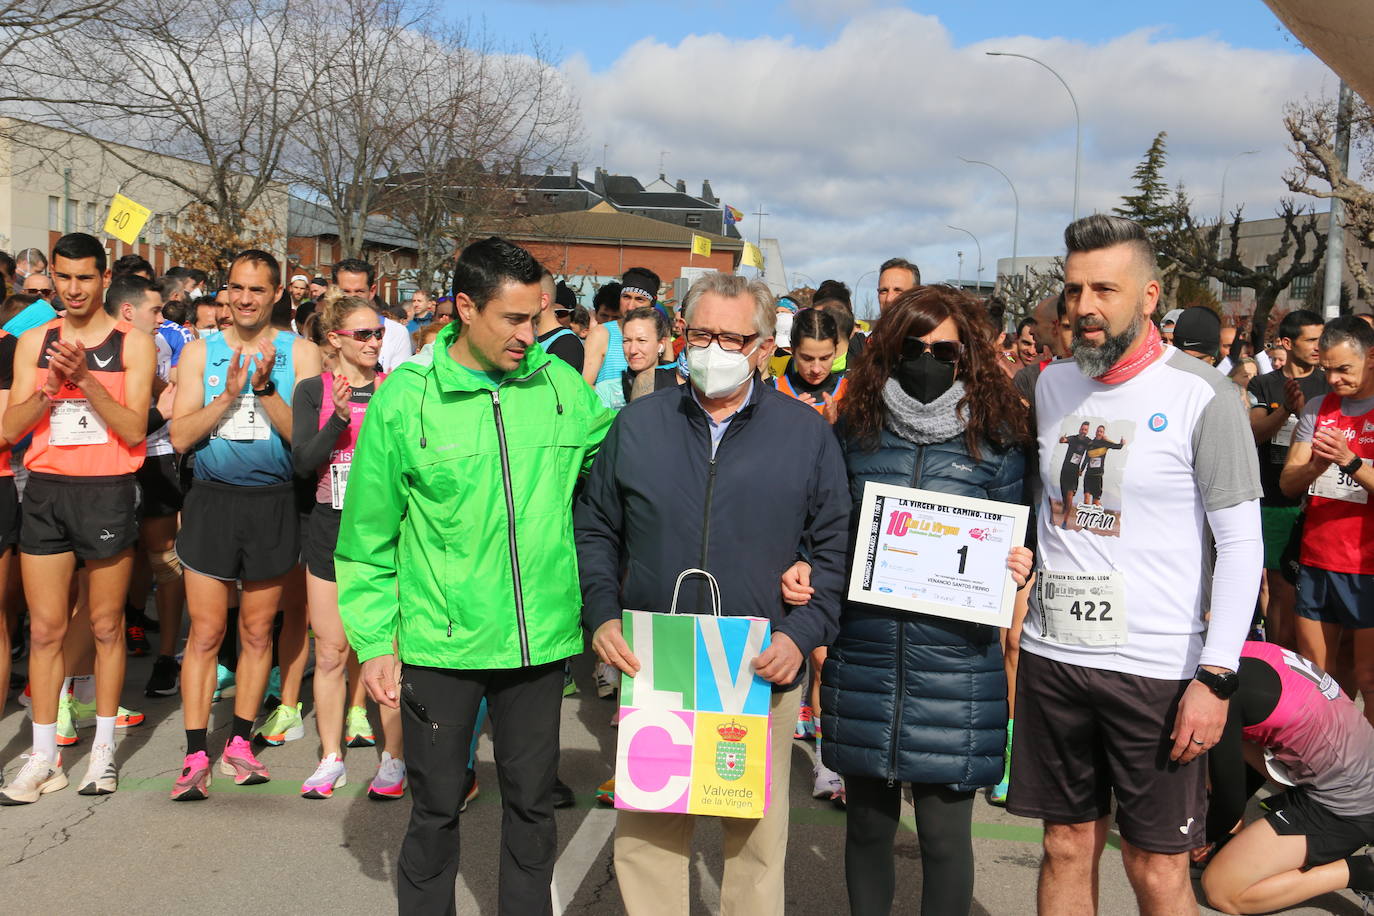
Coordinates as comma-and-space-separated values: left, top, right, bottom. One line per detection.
135, 453, 183, 519
1264, 787, 1374, 868
20, 472, 139, 560
303, 503, 341, 583
1006, 650, 1207, 854
0, 476, 20, 550
176, 479, 299, 582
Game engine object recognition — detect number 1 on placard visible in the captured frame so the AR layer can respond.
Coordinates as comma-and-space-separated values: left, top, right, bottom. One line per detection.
955, 544, 968, 575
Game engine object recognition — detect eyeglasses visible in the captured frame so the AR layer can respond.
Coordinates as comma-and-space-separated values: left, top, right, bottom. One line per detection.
27, 288, 53, 297
334, 326, 386, 342
553, 308, 573, 317
685, 327, 760, 353
902, 337, 962, 363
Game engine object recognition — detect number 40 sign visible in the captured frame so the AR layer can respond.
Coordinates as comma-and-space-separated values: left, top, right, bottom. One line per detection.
849, 481, 1029, 628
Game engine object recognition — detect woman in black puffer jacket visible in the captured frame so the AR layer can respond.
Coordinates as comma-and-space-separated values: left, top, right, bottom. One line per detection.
788, 286, 1033, 915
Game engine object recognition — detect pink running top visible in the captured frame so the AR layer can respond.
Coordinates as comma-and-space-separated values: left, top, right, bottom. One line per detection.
1241, 641, 1374, 816
315, 371, 382, 506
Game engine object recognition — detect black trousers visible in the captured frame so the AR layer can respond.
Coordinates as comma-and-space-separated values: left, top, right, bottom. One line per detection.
396, 661, 565, 916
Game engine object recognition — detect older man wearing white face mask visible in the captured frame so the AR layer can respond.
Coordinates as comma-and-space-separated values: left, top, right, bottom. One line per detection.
574, 272, 852, 916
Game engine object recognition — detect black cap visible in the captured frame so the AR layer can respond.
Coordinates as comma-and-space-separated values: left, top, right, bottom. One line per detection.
1173, 306, 1221, 360
554, 281, 577, 311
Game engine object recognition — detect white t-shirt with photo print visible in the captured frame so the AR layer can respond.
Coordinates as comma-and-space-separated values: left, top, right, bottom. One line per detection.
1022, 348, 1263, 680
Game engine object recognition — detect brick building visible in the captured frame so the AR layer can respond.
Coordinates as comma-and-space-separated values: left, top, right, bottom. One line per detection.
502, 203, 743, 308
286, 197, 420, 304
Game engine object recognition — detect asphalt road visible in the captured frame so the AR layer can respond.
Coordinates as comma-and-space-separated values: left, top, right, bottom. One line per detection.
0, 651, 1363, 915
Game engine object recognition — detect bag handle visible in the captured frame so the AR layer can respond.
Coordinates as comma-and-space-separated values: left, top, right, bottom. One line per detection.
668, 568, 721, 617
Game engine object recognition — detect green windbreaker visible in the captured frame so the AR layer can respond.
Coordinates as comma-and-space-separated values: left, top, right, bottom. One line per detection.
336, 321, 614, 669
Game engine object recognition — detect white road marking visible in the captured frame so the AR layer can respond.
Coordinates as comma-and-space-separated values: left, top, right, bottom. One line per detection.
554, 807, 617, 914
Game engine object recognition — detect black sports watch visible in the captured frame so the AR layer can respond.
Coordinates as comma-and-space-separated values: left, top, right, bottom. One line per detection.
1194, 666, 1239, 700
1341, 455, 1364, 477
252, 378, 277, 399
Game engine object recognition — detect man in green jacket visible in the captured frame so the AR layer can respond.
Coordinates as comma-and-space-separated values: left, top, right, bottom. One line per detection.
337, 236, 613, 916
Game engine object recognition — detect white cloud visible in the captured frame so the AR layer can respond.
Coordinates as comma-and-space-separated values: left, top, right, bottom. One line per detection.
563, 9, 1333, 315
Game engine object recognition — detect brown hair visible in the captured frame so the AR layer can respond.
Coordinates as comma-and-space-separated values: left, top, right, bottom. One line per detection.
839, 285, 1030, 459
319, 293, 378, 338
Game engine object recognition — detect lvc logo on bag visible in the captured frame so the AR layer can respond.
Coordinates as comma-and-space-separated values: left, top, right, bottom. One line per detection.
715, 721, 749, 781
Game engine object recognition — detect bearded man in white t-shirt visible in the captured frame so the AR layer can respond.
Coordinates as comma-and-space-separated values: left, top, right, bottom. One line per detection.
1007, 214, 1263, 915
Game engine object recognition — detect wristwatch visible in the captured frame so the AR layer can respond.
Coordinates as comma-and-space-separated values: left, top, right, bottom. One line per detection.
252, 378, 277, 399
1341, 455, 1364, 477
1194, 666, 1239, 699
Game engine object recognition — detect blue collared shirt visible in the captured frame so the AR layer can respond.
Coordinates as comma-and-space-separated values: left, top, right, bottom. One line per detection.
690, 380, 753, 457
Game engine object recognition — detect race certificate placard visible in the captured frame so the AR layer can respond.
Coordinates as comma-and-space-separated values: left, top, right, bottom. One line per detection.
847, 482, 1029, 627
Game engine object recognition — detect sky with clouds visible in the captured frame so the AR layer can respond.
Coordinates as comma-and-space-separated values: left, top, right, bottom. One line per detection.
451, 0, 1335, 314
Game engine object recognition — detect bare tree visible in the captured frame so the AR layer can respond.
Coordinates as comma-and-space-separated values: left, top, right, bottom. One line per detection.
0, 0, 122, 92
7, 0, 321, 241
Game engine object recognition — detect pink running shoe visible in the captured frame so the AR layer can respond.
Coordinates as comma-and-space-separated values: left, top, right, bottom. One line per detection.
367, 751, 406, 800
171, 751, 211, 801
218, 736, 270, 786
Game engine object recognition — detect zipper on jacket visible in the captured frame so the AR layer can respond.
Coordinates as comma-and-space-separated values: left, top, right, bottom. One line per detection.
887, 622, 907, 786
490, 386, 531, 667
910, 444, 926, 489
697, 458, 718, 613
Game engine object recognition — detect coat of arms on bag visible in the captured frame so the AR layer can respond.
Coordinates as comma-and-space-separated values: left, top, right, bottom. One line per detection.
714, 720, 748, 781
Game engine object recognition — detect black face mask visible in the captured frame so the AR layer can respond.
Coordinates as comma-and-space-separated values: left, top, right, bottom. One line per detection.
895, 352, 956, 404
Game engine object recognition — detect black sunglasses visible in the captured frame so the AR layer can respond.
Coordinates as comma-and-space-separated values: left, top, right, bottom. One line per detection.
902, 337, 962, 363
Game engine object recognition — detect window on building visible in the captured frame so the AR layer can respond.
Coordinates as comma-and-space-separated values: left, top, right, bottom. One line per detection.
544, 193, 556, 203
1291, 273, 1314, 301
1222, 283, 1242, 302
685, 213, 702, 227
85, 202, 97, 232
64, 199, 76, 233
48, 197, 59, 231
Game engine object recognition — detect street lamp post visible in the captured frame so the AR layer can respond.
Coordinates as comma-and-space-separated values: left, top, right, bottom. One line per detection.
987, 51, 1081, 222
959, 156, 1019, 287
854, 269, 877, 320
948, 225, 983, 291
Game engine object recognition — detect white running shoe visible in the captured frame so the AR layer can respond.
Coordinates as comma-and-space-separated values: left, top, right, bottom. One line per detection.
78, 743, 118, 796
301, 753, 347, 799
595, 662, 620, 699
0, 751, 66, 805
367, 751, 407, 800
812, 760, 843, 800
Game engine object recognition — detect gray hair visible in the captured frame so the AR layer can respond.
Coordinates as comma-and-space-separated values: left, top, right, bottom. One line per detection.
1320, 315, 1374, 357
1064, 214, 1159, 283
681, 272, 776, 338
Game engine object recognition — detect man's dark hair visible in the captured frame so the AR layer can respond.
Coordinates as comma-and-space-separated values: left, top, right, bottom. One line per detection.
104, 272, 157, 317
332, 257, 375, 287
1064, 214, 1158, 282
228, 249, 281, 289
52, 233, 107, 273
1320, 314, 1374, 356
163, 265, 191, 280
554, 281, 577, 311
879, 257, 921, 286
593, 282, 621, 313
187, 268, 207, 286
1016, 316, 1037, 336
0, 250, 14, 280
985, 296, 1007, 333
162, 299, 189, 326
813, 279, 852, 310
1278, 308, 1324, 342
1055, 291, 1067, 319
451, 237, 541, 311
113, 253, 154, 279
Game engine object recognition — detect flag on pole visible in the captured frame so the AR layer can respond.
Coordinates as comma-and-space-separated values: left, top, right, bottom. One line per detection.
691, 235, 712, 257
741, 242, 764, 269
724, 204, 744, 226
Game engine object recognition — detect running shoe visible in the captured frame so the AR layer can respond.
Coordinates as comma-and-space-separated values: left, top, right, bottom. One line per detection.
0, 751, 65, 805
145, 655, 180, 698
595, 777, 615, 806
460, 768, 479, 813
213, 664, 236, 702
794, 704, 815, 740
345, 705, 375, 748
126, 623, 150, 657
367, 751, 406, 800
77, 743, 117, 796
170, 751, 211, 801
69, 697, 145, 730
264, 666, 281, 708
301, 753, 347, 799
254, 702, 304, 747
553, 776, 574, 809
594, 662, 619, 699
989, 778, 1010, 807
812, 760, 843, 801
17, 681, 30, 709
56, 694, 78, 747
218, 736, 270, 785
832, 779, 847, 810
562, 666, 578, 697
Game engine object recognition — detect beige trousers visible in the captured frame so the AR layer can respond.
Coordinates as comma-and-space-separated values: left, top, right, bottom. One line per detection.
613, 683, 803, 916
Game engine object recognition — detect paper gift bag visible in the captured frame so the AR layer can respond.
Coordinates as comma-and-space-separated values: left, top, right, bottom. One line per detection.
613, 569, 774, 818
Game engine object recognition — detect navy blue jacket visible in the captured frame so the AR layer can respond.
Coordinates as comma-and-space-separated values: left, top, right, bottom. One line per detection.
821, 424, 1026, 790
575, 382, 851, 685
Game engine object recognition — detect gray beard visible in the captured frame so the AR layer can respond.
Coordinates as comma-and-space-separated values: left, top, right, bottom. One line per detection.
1074, 312, 1145, 379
